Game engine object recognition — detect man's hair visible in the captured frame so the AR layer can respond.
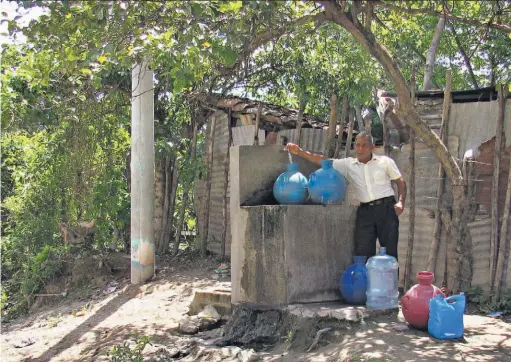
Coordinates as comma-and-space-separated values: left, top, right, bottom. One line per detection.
355, 131, 374, 146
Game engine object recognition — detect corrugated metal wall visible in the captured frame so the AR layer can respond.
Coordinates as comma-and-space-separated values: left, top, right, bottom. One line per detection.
195, 101, 510, 289
278, 128, 328, 154
196, 111, 265, 255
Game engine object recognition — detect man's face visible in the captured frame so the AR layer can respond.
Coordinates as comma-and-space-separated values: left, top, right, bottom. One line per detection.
354, 137, 374, 160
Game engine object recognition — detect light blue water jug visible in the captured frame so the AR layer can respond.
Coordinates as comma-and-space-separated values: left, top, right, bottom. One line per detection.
273, 163, 308, 205
366, 247, 399, 310
308, 159, 346, 205
428, 294, 465, 339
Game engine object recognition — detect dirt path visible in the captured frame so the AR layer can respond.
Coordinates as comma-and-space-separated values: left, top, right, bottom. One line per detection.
2, 254, 510, 362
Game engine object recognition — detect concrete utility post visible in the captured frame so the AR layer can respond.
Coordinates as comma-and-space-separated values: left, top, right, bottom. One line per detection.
131, 62, 155, 284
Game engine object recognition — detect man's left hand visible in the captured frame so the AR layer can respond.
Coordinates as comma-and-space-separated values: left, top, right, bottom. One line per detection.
394, 201, 404, 216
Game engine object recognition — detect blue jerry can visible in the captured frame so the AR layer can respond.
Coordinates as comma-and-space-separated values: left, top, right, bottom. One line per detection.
428, 294, 466, 339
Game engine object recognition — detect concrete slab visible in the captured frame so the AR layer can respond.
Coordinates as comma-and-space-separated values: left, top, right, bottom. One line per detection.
286, 302, 398, 323
188, 286, 232, 317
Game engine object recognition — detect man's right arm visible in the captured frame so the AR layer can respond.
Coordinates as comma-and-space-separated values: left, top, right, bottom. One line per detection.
285, 143, 327, 166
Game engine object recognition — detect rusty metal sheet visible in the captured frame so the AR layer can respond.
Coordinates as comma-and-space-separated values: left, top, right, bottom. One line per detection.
217, 98, 243, 108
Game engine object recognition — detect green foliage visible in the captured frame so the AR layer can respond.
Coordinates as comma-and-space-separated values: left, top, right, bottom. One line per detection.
106, 334, 151, 362
467, 287, 511, 314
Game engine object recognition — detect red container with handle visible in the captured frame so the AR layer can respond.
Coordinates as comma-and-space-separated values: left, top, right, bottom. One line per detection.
402, 271, 444, 329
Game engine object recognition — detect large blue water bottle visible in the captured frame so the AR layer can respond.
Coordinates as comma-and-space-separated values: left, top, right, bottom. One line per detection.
308, 159, 346, 205
273, 163, 308, 205
339, 256, 368, 304
366, 247, 399, 310
428, 294, 465, 339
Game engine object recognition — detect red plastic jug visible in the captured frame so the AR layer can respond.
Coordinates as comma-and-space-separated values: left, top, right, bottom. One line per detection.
402, 271, 444, 329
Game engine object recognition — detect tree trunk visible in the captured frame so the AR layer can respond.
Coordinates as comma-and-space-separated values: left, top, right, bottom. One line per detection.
334, 95, 349, 158
423, 17, 445, 90
427, 71, 452, 275
320, 1, 467, 290
159, 158, 179, 254
221, 110, 233, 259
173, 118, 199, 256
355, 105, 365, 132
450, 24, 479, 89
344, 107, 354, 158
490, 84, 506, 289
489, 54, 496, 87
158, 156, 172, 251
325, 92, 338, 157
295, 98, 307, 146
404, 70, 416, 291
201, 115, 217, 256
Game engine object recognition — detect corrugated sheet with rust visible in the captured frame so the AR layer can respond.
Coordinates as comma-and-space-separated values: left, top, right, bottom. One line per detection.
450, 100, 511, 158
196, 111, 268, 255
278, 128, 328, 154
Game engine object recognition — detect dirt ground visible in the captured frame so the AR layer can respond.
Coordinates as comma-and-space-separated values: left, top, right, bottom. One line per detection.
2, 252, 511, 362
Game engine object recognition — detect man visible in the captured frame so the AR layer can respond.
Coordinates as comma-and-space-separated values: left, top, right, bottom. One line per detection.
285, 132, 406, 260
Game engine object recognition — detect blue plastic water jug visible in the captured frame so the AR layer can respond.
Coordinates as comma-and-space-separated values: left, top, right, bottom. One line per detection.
273, 163, 308, 205
308, 159, 346, 205
366, 247, 399, 310
339, 256, 368, 305
428, 294, 465, 339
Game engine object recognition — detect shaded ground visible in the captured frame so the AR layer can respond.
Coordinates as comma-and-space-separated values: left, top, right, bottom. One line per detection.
2, 252, 510, 362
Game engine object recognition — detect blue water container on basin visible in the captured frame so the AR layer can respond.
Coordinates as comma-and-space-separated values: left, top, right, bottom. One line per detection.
366, 247, 399, 310
308, 159, 346, 205
340, 256, 368, 304
273, 163, 308, 205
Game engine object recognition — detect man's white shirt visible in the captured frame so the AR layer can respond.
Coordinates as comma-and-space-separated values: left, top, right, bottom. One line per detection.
332, 154, 402, 203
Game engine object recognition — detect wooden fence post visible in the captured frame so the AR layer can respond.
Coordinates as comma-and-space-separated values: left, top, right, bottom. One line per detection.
404, 68, 416, 291
334, 95, 349, 158
427, 71, 452, 275
325, 92, 338, 157
495, 84, 509, 296
201, 115, 216, 256
253, 103, 262, 146
490, 84, 506, 289
344, 109, 354, 159
295, 99, 306, 146
221, 110, 233, 260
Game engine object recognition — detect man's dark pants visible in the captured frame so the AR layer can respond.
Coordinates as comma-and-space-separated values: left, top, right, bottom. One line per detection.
355, 196, 399, 260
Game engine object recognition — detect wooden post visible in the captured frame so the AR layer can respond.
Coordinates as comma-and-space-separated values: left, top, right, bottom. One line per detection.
344, 108, 354, 158
383, 107, 391, 157
490, 84, 505, 289
404, 68, 416, 291
221, 110, 233, 260
295, 99, 306, 146
427, 71, 452, 276
253, 102, 262, 145
496, 152, 511, 297
201, 115, 216, 256
495, 84, 509, 295
334, 95, 349, 158
324, 92, 338, 157
173, 115, 199, 256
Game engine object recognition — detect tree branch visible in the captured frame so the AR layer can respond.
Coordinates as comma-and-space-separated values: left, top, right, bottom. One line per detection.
216, 11, 328, 76
449, 23, 480, 89
374, 1, 511, 33
319, 0, 463, 184
423, 17, 446, 90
